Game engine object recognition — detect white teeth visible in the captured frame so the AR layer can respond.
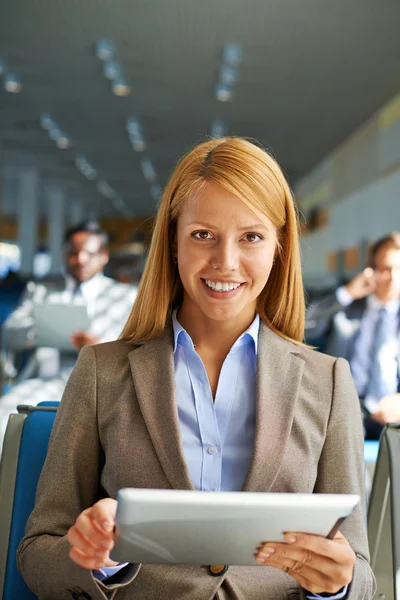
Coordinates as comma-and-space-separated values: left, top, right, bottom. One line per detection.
204, 279, 241, 292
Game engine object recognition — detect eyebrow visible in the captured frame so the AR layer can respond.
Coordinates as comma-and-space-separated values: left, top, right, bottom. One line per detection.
186, 221, 269, 231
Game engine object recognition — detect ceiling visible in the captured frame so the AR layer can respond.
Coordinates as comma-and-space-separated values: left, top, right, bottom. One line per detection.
0, 0, 400, 218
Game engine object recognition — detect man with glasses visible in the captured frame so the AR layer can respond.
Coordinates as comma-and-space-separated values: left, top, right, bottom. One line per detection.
0, 221, 137, 453
306, 232, 400, 439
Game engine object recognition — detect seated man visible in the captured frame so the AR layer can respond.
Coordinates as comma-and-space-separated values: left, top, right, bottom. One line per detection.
305, 232, 400, 440
0, 220, 137, 453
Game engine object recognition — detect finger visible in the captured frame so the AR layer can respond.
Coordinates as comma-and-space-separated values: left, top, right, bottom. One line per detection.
67, 525, 110, 561
282, 532, 355, 566
69, 546, 109, 570
257, 543, 345, 584
74, 510, 114, 548
257, 551, 350, 594
363, 267, 374, 279
91, 498, 118, 535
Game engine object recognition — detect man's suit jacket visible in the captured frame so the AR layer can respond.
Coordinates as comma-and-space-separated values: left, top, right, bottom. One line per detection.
305, 293, 400, 377
4, 275, 137, 377
17, 322, 375, 600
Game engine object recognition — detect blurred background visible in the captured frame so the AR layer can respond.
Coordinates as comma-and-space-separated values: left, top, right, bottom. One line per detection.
0, 0, 400, 292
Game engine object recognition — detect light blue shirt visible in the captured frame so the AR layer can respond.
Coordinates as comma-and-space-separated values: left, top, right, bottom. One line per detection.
172, 310, 258, 492
96, 312, 348, 598
336, 287, 400, 412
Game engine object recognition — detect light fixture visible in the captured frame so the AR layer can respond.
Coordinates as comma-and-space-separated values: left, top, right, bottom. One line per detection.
75, 154, 97, 180
0, 58, 6, 76
48, 127, 61, 141
215, 83, 232, 102
141, 158, 157, 182
223, 43, 244, 67
210, 120, 226, 139
95, 39, 115, 61
219, 65, 238, 86
4, 73, 22, 93
112, 78, 131, 97
103, 60, 122, 80
150, 183, 162, 202
97, 180, 116, 199
126, 117, 146, 152
40, 112, 55, 130
55, 133, 72, 150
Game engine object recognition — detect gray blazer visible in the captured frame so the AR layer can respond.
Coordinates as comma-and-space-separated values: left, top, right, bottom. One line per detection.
17, 322, 375, 600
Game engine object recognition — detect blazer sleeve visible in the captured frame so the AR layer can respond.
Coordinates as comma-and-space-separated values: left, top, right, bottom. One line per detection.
313, 357, 376, 600
17, 345, 140, 600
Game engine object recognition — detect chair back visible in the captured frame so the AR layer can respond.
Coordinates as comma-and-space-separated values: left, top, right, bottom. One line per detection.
0, 402, 59, 600
368, 424, 400, 600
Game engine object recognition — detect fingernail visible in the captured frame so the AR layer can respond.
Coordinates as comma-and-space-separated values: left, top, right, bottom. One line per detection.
95, 550, 107, 558
285, 534, 296, 543
103, 521, 113, 532
100, 539, 111, 548
256, 557, 265, 564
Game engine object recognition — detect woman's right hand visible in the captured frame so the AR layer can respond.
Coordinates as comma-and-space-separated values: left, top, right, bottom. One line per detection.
67, 498, 119, 570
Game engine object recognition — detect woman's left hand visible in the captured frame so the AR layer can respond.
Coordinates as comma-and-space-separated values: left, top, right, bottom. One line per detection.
256, 531, 355, 595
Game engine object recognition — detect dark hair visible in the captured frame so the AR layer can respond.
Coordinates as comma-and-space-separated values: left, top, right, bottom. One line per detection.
370, 231, 400, 266
64, 220, 109, 249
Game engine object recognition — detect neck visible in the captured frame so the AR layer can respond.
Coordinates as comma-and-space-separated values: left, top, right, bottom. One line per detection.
177, 305, 256, 355
373, 291, 398, 305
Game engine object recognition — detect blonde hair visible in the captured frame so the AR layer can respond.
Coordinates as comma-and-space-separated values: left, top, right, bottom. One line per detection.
121, 137, 305, 344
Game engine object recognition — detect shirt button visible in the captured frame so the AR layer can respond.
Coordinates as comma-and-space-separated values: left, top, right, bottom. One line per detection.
207, 445, 218, 455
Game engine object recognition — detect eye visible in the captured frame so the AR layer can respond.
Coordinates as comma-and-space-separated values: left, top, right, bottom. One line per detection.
192, 231, 214, 240
242, 233, 263, 243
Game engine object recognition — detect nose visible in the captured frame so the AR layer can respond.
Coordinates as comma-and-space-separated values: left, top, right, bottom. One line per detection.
210, 239, 239, 272
76, 250, 89, 265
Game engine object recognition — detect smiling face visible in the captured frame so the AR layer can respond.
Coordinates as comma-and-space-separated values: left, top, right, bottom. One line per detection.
175, 181, 278, 329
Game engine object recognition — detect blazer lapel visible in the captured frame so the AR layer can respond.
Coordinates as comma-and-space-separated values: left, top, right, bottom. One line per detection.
242, 323, 305, 492
128, 326, 195, 491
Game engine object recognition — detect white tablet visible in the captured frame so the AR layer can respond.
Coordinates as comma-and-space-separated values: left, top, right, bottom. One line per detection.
111, 488, 359, 566
33, 302, 90, 351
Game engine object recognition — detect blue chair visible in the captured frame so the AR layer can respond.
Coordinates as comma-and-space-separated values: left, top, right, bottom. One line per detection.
0, 402, 59, 600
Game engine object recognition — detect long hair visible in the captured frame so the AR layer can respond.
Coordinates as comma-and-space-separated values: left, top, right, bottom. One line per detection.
120, 137, 305, 344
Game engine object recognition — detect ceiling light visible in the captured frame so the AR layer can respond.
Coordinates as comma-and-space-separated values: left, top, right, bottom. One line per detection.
95, 39, 115, 61
126, 117, 141, 136
126, 117, 146, 151
222, 43, 244, 67
215, 83, 232, 102
141, 158, 157, 182
219, 65, 238, 86
40, 112, 55, 130
112, 78, 131, 97
48, 127, 61, 141
4, 73, 22, 93
103, 60, 122, 80
210, 120, 226, 139
150, 183, 162, 202
55, 133, 72, 149
0, 58, 6, 76
97, 180, 116, 198
75, 154, 97, 180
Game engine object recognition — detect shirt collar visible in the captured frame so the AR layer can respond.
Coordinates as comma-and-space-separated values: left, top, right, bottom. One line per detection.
66, 272, 106, 298
172, 309, 260, 354
367, 294, 400, 314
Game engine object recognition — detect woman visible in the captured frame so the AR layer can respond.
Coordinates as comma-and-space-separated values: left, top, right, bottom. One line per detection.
18, 138, 375, 599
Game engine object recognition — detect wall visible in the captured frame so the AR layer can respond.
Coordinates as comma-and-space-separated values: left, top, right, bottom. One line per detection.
296, 92, 400, 290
